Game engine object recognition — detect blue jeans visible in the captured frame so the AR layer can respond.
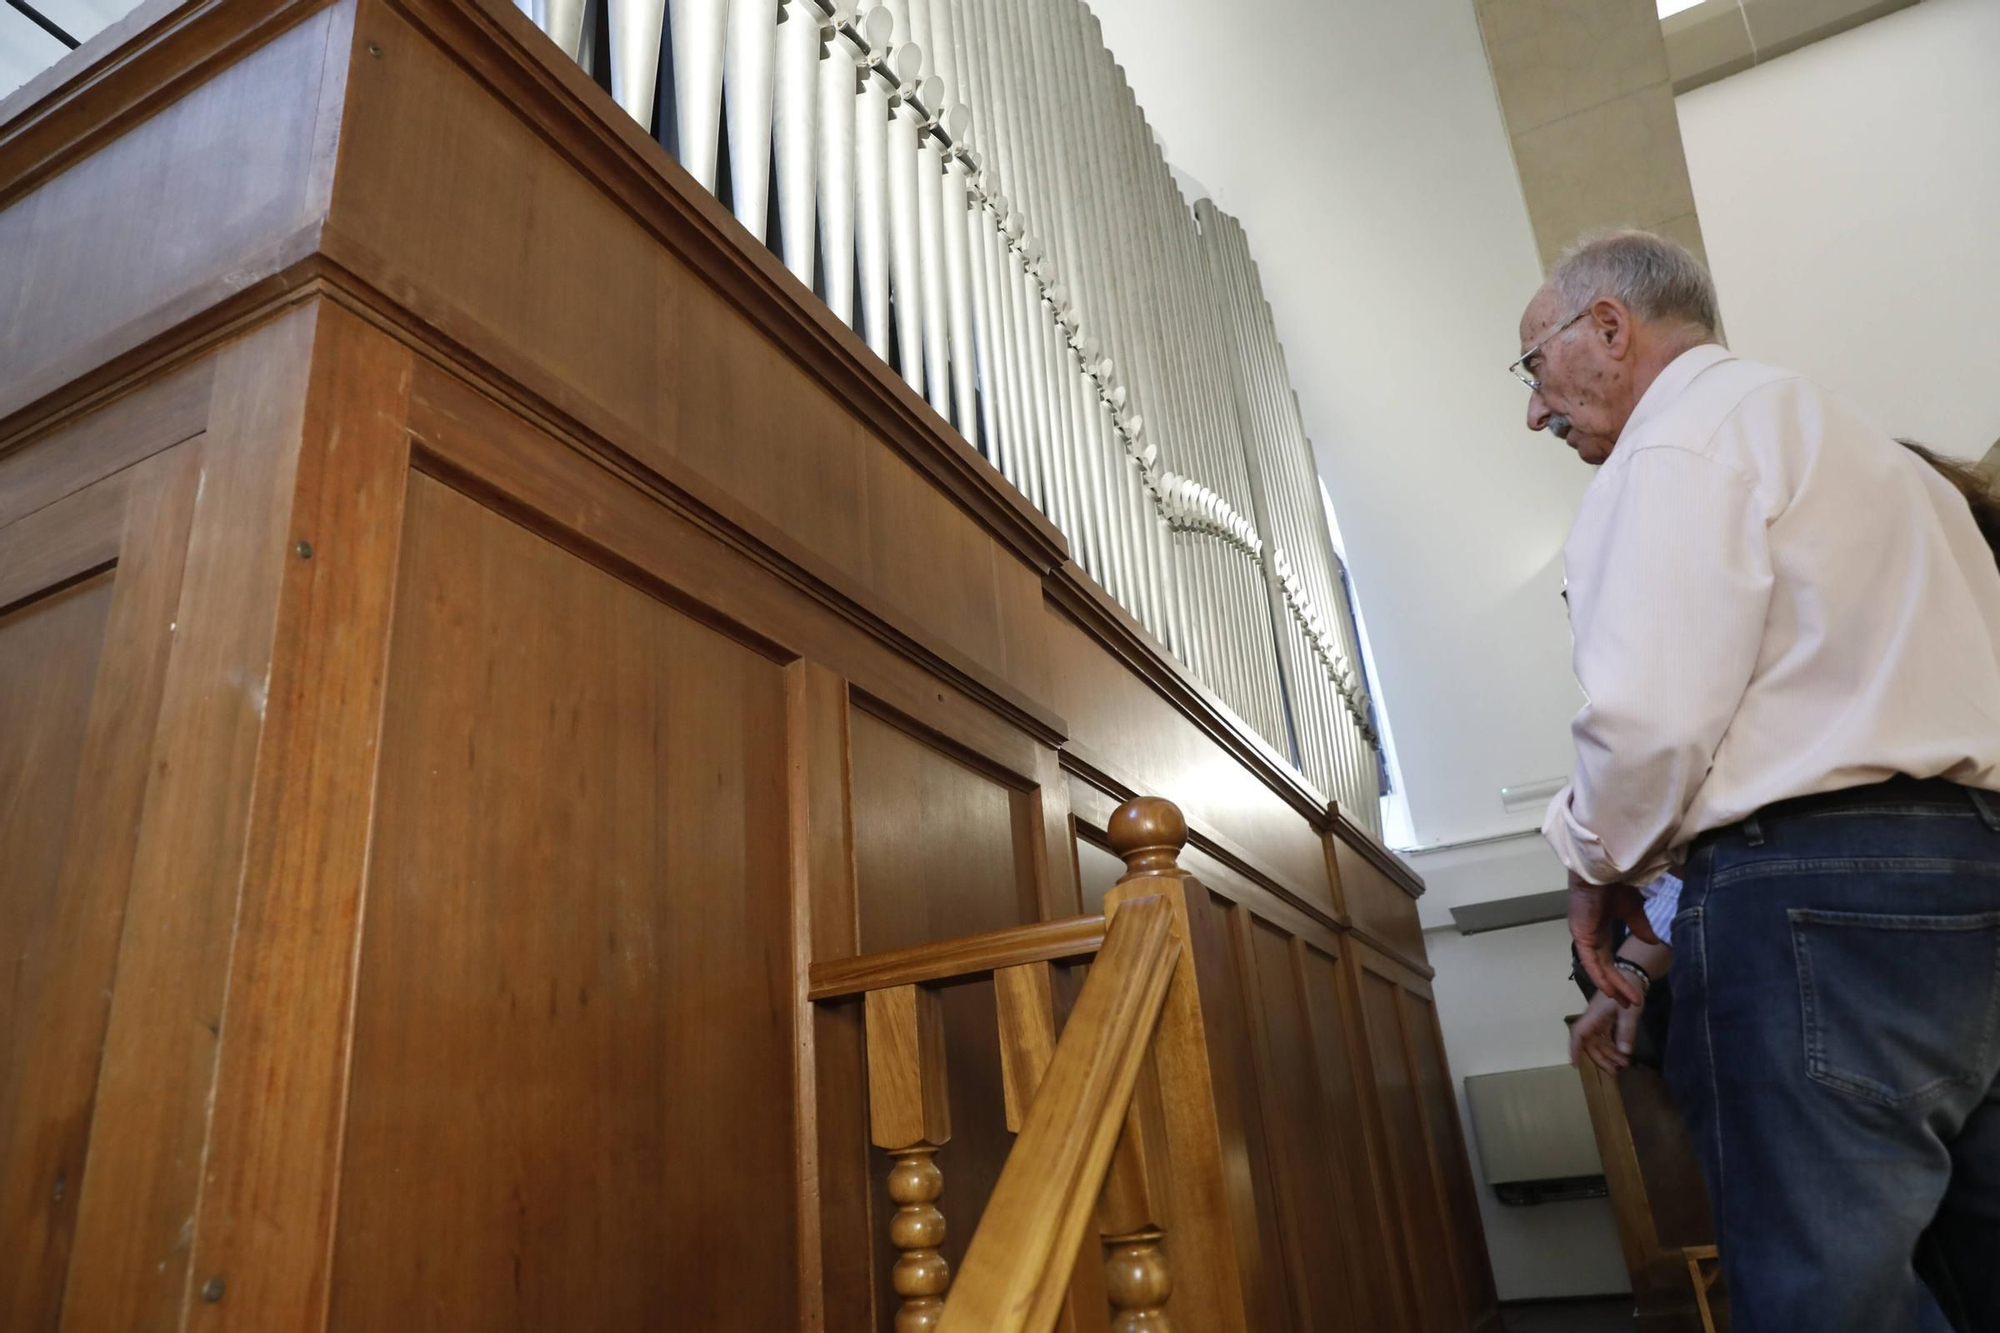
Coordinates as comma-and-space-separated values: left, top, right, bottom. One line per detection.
1668, 778, 2000, 1333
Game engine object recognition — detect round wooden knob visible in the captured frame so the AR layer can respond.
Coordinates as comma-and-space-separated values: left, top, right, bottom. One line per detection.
1107, 797, 1186, 876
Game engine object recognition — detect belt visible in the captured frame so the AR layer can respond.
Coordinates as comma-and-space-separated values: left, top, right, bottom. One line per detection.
1694, 775, 1997, 852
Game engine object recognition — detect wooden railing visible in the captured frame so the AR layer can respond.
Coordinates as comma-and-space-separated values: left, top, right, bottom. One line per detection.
808, 795, 1248, 1332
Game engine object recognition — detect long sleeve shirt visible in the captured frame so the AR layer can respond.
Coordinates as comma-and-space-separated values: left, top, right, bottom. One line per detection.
1543, 345, 2000, 885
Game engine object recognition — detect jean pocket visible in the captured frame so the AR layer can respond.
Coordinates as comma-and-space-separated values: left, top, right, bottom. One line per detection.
1790, 908, 2000, 1108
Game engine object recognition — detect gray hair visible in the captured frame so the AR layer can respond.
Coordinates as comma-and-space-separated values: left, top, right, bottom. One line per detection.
1550, 230, 1720, 336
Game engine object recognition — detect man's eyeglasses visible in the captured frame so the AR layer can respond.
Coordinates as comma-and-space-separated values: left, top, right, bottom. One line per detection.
1509, 307, 1590, 392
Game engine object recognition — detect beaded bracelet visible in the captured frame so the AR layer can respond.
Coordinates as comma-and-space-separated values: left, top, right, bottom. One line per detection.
1612, 957, 1652, 998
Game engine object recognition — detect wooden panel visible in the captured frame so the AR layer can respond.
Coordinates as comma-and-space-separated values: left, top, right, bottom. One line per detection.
851, 706, 1033, 952
0, 6, 344, 421
0, 436, 205, 1330
1407, 992, 1500, 1329
1359, 965, 1459, 1333
0, 570, 115, 1317
1299, 945, 1408, 1333
0, 359, 211, 526
329, 475, 799, 1330
1334, 834, 1428, 972
1239, 920, 1362, 1332
0, 583, 114, 1045
845, 702, 1025, 1333
0, 465, 126, 610
400, 359, 1055, 782
1185, 891, 1294, 1333
1074, 831, 1125, 917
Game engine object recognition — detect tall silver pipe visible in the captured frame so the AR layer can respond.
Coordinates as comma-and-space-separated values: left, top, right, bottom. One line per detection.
979, 199, 1020, 485
853, 5, 895, 360
884, 37, 927, 395
612, 0, 671, 127
914, 88, 954, 417
725, 0, 780, 239
817, 7, 862, 325
539, 0, 588, 59
939, 115, 980, 447
666, 0, 727, 182
773, 0, 825, 283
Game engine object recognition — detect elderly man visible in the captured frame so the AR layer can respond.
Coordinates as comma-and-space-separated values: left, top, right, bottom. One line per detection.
1522, 230, 2000, 1331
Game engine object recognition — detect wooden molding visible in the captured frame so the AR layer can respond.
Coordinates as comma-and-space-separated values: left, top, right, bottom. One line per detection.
1045, 565, 1333, 828
1334, 810, 1425, 900
1062, 741, 1351, 939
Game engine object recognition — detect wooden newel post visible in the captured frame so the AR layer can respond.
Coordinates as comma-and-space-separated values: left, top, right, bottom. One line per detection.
866, 984, 953, 1332
1099, 796, 1251, 1333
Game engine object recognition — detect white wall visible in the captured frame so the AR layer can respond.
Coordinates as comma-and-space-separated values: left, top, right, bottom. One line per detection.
1086, 0, 1589, 854
1426, 921, 1632, 1302
1677, 0, 2000, 460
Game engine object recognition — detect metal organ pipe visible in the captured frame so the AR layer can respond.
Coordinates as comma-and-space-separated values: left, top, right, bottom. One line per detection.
665, 0, 726, 183
854, 5, 895, 362
773, 0, 825, 283
817, 6, 862, 324
517, 0, 1383, 821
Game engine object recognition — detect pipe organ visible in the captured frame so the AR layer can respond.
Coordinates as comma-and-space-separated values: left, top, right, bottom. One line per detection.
0, 0, 1502, 1328
512, 0, 1386, 827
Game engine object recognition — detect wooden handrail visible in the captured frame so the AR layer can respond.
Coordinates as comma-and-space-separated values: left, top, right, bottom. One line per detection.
936, 894, 1181, 1332
807, 913, 1106, 1000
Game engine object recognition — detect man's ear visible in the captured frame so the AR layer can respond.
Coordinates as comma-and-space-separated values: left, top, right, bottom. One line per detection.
1592, 297, 1634, 360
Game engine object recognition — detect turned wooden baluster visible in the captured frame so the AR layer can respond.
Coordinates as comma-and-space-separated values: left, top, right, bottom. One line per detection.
865, 983, 953, 1332
1098, 1070, 1175, 1333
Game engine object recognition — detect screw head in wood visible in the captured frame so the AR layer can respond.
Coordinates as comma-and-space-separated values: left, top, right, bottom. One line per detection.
200, 1276, 225, 1303
367, 40, 383, 57
295, 540, 314, 559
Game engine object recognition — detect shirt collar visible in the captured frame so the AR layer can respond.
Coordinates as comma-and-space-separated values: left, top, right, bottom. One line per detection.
1616, 343, 1734, 448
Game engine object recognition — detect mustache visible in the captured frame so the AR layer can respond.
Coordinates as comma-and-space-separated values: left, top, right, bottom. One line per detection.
1548, 414, 1573, 440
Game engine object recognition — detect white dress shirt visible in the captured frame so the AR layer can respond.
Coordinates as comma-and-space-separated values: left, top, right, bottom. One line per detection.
1543, 345, 2000, 885
1643, 874, 1681, 946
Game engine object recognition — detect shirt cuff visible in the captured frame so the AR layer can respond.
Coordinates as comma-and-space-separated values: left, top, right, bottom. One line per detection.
1542, 784, 1623, 886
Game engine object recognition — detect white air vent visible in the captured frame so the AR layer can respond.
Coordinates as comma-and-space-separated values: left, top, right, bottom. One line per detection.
1464, 1065, 1606, 1205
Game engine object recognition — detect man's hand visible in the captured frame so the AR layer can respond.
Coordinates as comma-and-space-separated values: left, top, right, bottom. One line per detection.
1568, 870, 1659, 1008
1570, 990, 1642, 1075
